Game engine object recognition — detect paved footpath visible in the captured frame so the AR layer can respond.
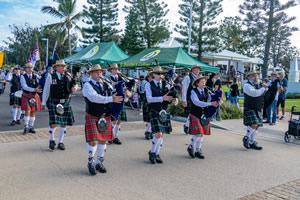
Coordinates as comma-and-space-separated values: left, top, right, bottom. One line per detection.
0, 121, 299, 200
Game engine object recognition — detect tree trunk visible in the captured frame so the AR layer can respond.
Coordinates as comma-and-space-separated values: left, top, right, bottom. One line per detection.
197, 0, 204, 60
100, 0, 103, 42
262, 0, 274, 78
68, 27, 71, 56
142, 0, 151, 48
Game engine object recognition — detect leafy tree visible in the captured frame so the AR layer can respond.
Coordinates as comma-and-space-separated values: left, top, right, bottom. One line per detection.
41, 0, 84, 56
175, 0, 223, 60
81, 0, 121, 45
123, 0, 170, 48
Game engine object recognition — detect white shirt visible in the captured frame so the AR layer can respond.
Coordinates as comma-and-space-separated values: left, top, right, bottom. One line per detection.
145, 80, 163, 103
42, 72, 65, 105
191, 88, 212, 108
6, 72, 20, 81
0, 72, 5, 81
20, 73, 39, 93
182, 73, 197, 102
82, 78, 113, 104
243, 82, 266, 97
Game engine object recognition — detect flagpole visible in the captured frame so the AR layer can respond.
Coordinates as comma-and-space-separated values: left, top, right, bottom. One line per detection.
37, 40, 42, 71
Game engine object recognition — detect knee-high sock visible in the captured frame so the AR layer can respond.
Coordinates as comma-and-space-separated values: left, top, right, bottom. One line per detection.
155, 138, 163, 155
16, 108, 21, 120
12, 108, 17, 121
96, 144, 106, 164
189, 135, 199, 149
196, 136, 204, 152
58, 127, 66, 143
246, 126, 256, 138
146, 122, 151, 132
24, 116, 30, 128
88, 144, 97, 162
49, 127, 57, 141
185, 116, 190, 127
114, 124, 120, 138
250, 130, 258, 144
151, 136, 160, 153
29, 117, 35, 128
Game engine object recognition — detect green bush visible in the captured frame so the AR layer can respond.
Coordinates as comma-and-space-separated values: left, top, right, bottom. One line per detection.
286, 93, 300, 99
220, 101, 243, 119
169, 97, 185, 117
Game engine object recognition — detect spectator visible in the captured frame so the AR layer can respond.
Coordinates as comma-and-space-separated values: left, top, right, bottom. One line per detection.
0, 68, 6, 94
213, 72, 222, 121
229, 77, 239, 108
80, 71, 89, 89
173, 72, 182, 94
206, 73, 216, 92
277, 72, 288, 120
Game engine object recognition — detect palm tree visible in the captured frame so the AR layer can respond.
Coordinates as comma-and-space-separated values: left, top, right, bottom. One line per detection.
41, 0, 84, 56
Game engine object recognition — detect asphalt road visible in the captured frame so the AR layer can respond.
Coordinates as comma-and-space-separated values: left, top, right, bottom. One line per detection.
0, 89, 143, 132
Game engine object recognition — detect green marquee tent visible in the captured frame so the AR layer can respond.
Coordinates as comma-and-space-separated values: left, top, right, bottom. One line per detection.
64, 42, 129, 64
117, 47, 219, 73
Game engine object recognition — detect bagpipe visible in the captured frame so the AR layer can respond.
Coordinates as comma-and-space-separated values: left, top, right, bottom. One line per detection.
263, 78, 280, 112
207, 87, 222, 118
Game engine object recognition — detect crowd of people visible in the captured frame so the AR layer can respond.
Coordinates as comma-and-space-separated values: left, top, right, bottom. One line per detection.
0, 61, 289, 175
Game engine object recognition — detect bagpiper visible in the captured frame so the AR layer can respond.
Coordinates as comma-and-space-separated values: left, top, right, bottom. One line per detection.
182, 65, 201, 134
242, 70, 268, 150
20, 62, 42, 134
42, 60, 76, 151
145, 66, 178, 164
187, 76, 219, 159
82, 64, 123, 175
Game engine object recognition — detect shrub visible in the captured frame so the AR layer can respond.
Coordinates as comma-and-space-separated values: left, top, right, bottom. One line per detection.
220, 101, 243, 119
286, 93, 300, 99
169, 97, 185, 117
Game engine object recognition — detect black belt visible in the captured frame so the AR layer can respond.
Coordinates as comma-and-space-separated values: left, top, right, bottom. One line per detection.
50, 99, 70, 104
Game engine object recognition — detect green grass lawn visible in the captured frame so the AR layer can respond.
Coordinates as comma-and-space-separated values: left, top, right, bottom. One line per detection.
221, 85, 300, 112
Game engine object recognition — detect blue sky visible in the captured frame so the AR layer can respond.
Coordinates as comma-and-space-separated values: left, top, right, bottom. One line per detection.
0, 0, 299, 49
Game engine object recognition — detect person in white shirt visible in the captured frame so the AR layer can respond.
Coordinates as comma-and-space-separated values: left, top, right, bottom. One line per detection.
182, 65, 201, 134
83, 64, 123, 175
20, 62, 42, 134
187, 76, 219, 159
41, 60, 77, 151
146, 66, 178, 164
242, 70, 268, 150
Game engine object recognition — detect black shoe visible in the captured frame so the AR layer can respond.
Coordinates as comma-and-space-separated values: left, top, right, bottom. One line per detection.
29, 128, 36, 134
195, 150, 205, 159
148, 151, 156, 164
95, 158, 107, 173
113, 138, 122, 145
156, 154, 163, 164
88, 159, 97, 175
23, 128, 28, 134
10, 120, 16, 126
243, 136, 250, 149
49, 140, 56, 150
16, 120, 21, 124
184, 125, 189, 134
145, 132, 151, 140
249, 142, 263, 150
57, 143, 65, 150
187, 145, 195, 158
20, 114, 24, 119
263, 121, 270, 124
150, 132, 153, 139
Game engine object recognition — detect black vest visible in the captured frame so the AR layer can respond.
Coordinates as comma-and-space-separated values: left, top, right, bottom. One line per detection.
110, 75, 122, 83
50, 73, 71, 100
187, 73, 195, 102
190, 88, 209, 119
85, 81, 110, 117
149, 80, 169, 112
244, 81, 264, 111
10, 74, 22, 93
23, 73, 38, 92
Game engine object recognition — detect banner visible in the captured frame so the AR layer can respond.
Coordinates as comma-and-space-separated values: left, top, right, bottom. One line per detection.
0, 52, 3, 67
28, 41, 40, 66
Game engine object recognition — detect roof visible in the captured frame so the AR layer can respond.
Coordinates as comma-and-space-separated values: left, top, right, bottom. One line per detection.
156, 37, 183, 48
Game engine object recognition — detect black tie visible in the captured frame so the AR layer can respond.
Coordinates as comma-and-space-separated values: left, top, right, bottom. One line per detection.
157, 82, 160, 88
97, 82, 102, 90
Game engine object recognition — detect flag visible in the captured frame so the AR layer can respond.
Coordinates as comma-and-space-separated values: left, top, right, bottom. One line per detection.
0, 52, 4, 67
28, 41, 40, 66
50, 40, 57, 60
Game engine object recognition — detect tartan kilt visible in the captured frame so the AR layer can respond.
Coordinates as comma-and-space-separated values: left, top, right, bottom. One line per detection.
21, 92, 41, 111
48, 101, 74, 126
9, 93, 21, 106
142, 102, 150, 122
150, 109, 172, 134
118, 106, 127, 121
189, 114, 211, 135
85, 113, 113, 142
184, 100, 192, 117
243, 109, 263, 127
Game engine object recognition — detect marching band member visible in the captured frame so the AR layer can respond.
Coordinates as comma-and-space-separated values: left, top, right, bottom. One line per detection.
6, 66, 22, 125
42, 60, 76, 151
187, 76, 219, 159
83, 64, 123, 175
146, 66, 178, 164
107, 63, 128, 145
182, 65, 201, 134
20, 62, 42, 134
242, 70, 268, 150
